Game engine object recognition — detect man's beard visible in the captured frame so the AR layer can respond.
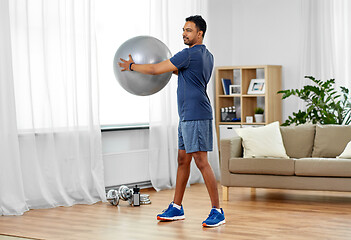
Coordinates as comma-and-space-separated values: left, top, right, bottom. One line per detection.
183, 37, 192, 46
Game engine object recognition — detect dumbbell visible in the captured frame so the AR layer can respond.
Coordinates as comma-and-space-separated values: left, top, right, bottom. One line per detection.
106, 185, 133, 206
118, 185, 133, 205
106, 189, 119, 206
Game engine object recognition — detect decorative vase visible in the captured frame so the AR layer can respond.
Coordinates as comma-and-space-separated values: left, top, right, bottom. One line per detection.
254, 114, 264, 123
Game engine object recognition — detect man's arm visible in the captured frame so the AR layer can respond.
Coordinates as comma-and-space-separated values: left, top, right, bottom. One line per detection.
119, 54, 178, 75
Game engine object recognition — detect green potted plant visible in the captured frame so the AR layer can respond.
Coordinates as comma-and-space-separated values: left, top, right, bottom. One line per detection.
278, 76, 351, 126
254, 107, 264, 123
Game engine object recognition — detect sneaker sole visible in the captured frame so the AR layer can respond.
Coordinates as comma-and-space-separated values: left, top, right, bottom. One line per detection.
157, 215, 185, 221
202, 220, 226, 227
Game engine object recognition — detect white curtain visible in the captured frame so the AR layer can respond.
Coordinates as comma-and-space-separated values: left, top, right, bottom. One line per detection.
333, 0, 351, 90
300, 0, 335, 87
0, 0, 106, 216
0, 0, 28, 215
300, 0, 351, 89
148, 0, 220, 191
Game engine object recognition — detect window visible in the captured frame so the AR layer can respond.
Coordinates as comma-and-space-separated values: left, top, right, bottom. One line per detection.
95, 0, 151, 126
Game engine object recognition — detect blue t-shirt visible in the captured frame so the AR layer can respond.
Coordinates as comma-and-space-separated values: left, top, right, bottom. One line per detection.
170, 44, 214, 121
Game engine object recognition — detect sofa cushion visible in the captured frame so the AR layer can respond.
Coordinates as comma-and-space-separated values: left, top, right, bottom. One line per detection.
295, 158, 351, 177
338, 140, 351, 159
229, 157, 295, 175
312, 125, 351, 158
234, 121, 289, 159
280, 124, 315, 158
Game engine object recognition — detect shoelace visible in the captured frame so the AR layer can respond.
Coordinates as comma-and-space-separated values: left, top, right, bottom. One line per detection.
161, 204, 173, 213
207, 210, 217, 219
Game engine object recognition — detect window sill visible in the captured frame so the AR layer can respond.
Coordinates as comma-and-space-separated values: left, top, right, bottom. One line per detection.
101, 123, 149, 132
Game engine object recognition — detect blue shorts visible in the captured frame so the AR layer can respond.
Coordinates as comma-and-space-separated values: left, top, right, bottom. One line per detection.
178, 119, 213, 153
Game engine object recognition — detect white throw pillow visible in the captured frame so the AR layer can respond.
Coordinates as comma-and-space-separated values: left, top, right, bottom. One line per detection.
235, 121, 289, 159
337, 141, 351, 159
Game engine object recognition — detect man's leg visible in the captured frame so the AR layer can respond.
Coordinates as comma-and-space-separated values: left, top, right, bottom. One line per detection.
193, 151, 225, 227
192, 151, 219, 208
173, 149, 192, 205
156, 149, 191, 221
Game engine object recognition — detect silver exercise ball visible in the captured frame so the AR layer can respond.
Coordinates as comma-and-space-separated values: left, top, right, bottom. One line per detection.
113, 36, 172, 96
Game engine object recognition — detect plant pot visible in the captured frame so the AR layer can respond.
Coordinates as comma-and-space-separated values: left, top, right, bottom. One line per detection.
254, 114, 264, 123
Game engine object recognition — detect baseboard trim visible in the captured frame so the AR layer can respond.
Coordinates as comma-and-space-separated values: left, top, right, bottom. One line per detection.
105, 180, 152, 192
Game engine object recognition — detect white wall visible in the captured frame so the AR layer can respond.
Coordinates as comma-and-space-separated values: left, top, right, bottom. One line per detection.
230, 0, 302, 120
207, 0, 234, 66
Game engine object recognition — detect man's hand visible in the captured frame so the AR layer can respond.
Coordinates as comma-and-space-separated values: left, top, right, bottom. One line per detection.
118, 54, 177, 75
118, 54, 134, 71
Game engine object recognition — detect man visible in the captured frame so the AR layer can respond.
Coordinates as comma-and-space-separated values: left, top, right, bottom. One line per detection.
118, 15, 225, 228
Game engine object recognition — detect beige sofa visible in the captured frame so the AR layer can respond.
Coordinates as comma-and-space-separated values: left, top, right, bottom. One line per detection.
220, 124, 351, 201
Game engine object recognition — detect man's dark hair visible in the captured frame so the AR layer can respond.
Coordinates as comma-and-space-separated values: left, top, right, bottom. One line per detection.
185, 15, 207, 38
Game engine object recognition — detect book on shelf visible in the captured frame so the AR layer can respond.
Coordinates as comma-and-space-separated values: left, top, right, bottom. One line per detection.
221, 78, 232, 95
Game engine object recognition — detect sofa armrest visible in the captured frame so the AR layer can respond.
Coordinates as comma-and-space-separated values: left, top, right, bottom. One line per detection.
220, 137, 242, 186
230, 137, 243, 158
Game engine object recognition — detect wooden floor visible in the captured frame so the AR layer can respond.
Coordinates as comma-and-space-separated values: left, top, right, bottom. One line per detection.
1, 183, 351, 240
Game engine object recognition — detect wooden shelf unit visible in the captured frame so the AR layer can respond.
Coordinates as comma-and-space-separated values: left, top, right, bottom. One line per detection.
215, 65, 282, 144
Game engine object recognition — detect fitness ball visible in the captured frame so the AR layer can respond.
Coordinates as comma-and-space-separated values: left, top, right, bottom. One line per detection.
113, 36, 172, 96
